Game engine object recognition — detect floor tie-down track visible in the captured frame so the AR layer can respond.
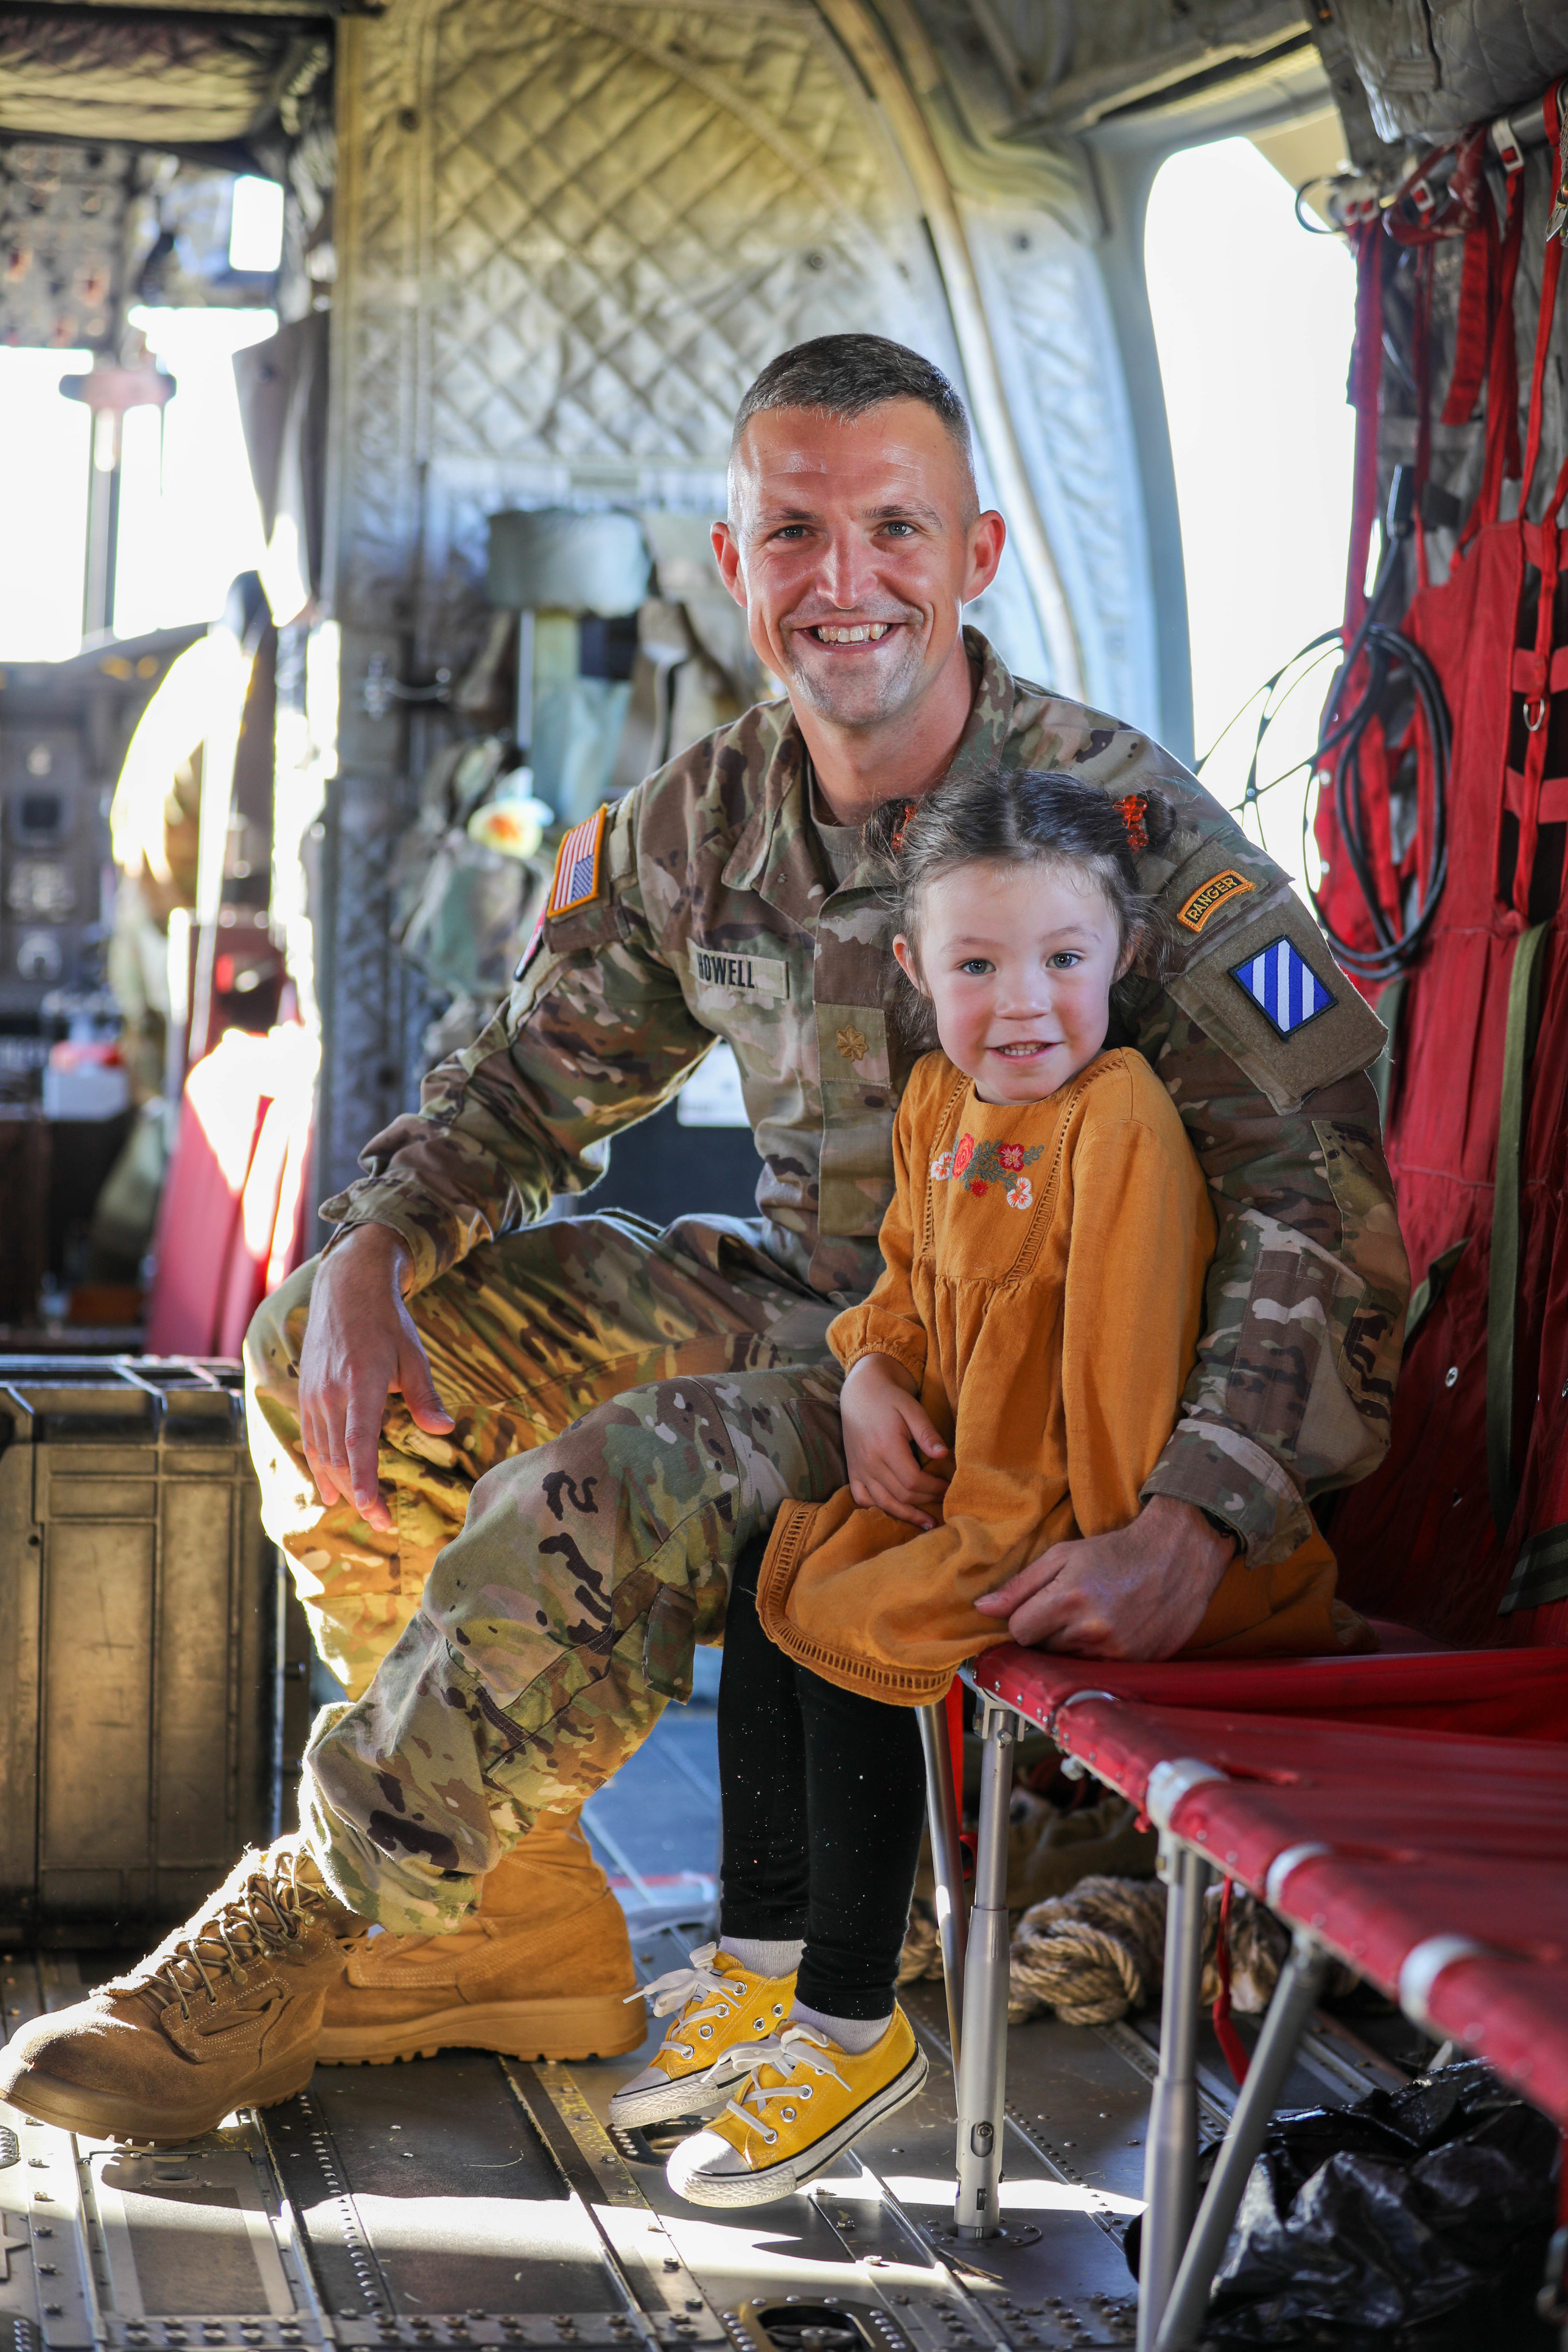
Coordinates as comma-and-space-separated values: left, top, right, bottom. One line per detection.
0, 1924, 1183, 2352
0, 1681, 1406, 2352
0, 1918, 1405, 2352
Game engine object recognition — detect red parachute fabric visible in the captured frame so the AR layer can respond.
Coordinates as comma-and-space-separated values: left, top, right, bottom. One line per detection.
1311, 220, 1392, 981
1322, 93, 1568, 1647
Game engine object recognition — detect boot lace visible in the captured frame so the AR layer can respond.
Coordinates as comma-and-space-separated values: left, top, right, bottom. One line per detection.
717, 2027, 847, 2147
145, 1850, 326, 2022
635, 1940, 750, 2062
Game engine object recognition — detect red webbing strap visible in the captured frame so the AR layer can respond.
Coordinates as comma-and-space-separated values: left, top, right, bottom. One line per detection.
1440, 190, 1498, 426
1384, 131, 1486, 250
1466, 160, 1527, 541
1413, 243, 1435, 590
944, 1679, 974, 1874
1343, 222, 1386, 635
1515, 520, 1565, 917
1508, 86, 1568, 916
1519, 83, 1567, 513
1211, 1876, 1251, 2088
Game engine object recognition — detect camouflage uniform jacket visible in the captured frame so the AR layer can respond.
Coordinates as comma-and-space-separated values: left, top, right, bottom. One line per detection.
324, 631, 1409, 1568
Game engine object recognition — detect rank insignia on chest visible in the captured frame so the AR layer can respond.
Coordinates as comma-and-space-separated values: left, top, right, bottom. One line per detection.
1229, 937, 1335, 1035
836, 1024, 868, 1062
547, 806, 607, 916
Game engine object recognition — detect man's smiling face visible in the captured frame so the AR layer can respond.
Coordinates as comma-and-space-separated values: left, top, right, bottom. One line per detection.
713, 399, 1003, 733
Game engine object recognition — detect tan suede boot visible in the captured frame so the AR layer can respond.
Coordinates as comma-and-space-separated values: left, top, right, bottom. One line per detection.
0, 1838, 365, 2145
316, 1808, 647, 2065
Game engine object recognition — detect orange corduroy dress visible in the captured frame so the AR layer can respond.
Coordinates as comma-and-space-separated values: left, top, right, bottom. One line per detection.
756, 1046, 1357, 1702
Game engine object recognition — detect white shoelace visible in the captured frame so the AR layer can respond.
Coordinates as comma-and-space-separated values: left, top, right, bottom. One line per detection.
632, 1940, 745, 2062
718, 2027, 849, 2147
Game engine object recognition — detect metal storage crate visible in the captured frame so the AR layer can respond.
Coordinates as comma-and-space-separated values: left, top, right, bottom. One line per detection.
0, 1355, 303, 1944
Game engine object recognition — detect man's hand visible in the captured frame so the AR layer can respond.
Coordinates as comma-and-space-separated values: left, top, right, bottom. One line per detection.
973, 1495, 1235, 1659
298, 1225, 455, 1532
840, 1353, 950, 1530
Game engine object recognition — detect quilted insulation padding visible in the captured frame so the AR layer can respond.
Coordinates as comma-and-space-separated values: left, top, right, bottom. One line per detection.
332, 0, 1151, 706
0, 9, 321, 146
315, 0, 1161, 1202
1338, 0, 1568, 141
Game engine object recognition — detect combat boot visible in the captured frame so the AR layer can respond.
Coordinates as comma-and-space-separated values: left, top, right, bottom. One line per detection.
316, 1807, 646, 2065
0, 1837, 365, 2144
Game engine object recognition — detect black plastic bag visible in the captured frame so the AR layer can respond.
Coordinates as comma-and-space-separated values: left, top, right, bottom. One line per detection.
1194, 2060, 1557, 2346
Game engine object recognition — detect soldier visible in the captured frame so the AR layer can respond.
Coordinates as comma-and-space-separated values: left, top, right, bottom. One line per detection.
0, 336, 1407, 2146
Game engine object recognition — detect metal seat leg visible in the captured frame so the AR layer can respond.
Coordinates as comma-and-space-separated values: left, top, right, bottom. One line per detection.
1136, 1838, 1208, 2352
1155, 1932, 1330, 2351
918, 1700, 968, 2066
952, 1701, 1014, 2238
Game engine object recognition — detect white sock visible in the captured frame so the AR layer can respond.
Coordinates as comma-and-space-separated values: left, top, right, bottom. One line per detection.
789, 1998, 891, 2055
718, 1935, 803, 1978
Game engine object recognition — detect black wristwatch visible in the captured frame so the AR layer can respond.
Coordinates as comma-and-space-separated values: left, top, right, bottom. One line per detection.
1198, 1508, 1239, 1553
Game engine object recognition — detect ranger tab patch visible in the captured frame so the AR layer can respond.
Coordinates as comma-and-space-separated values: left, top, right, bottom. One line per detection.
1230, 937, 1335, 1036
547, 806, 607, 917
1178, 870, 1255, 932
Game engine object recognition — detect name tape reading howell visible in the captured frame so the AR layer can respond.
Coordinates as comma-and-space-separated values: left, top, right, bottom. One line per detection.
689, 946, 790, 998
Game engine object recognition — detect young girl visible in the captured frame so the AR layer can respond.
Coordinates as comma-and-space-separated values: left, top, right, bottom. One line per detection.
611, 766, 1352, 2208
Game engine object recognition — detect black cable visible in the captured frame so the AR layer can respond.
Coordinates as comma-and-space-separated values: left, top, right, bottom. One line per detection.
1196, 632, 1341, 789
1298, 465, 1452, 987
1313, 620, 1451, 984
1294, 178, 1344, 236
1197, 465, 1450, 989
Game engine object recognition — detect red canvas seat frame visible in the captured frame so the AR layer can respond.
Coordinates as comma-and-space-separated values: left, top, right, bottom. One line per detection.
917, 1643, 1568, 2352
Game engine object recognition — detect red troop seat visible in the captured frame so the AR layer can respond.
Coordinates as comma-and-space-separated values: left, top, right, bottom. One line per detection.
921, 1643, 1568, 2351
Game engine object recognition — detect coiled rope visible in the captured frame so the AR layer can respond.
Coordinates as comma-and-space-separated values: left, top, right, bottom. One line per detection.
1008, 1875, 1170, 2026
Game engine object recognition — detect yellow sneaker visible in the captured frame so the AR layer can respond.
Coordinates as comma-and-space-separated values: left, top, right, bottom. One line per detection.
608, 1943, 794, 2130
664, 2008, 927, 2207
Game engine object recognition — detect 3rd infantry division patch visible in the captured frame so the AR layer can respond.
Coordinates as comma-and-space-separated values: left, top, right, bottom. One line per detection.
1230, 937, 1335, 1036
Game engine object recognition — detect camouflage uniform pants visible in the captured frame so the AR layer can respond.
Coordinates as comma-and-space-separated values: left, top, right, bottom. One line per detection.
245, 1212, 846, 1932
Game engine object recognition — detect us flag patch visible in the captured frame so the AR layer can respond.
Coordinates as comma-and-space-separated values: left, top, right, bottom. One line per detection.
546, 806, 606, 917
1229, 937, 1335, 1036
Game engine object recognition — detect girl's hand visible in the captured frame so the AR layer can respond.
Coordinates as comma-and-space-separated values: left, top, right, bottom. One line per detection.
840, 1354, 950, 1529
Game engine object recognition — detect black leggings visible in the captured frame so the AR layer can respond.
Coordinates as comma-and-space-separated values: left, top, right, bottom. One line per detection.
717, 1540, 927, 2019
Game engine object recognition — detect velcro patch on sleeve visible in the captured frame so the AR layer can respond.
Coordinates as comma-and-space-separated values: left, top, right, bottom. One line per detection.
1167, 900, 1386, 1114
1177, 869, 1256, 932
1229, 936, 1335, 1036
546, 806, 607, 917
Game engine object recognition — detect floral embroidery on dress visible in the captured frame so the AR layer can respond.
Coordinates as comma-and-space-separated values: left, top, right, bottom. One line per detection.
1006, 1177, 1033, 1211
948, 1138, 1043, 1196
929, 1151, 954, 1181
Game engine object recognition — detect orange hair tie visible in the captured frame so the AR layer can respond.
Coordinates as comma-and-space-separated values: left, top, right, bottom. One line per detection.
889, 799, 917, 853
1113, 793, 1149, 855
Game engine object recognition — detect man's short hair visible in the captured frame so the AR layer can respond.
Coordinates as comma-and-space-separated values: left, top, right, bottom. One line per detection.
730, 333, 975, 483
